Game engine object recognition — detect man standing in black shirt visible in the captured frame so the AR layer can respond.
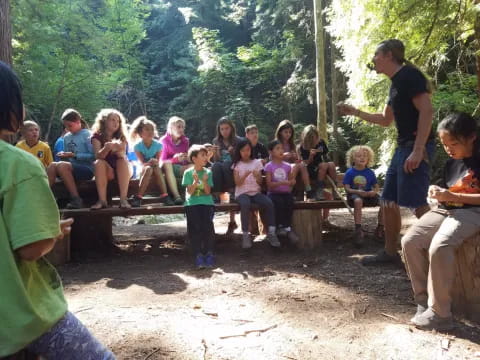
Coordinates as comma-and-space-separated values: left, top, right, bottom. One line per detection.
339, 39, 434, 265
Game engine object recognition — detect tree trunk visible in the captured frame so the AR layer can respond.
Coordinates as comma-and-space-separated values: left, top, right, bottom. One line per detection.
0, 0, 12, 65
475, 0, 480, 114
313, 0, 328, 142
330, 42, 339, 164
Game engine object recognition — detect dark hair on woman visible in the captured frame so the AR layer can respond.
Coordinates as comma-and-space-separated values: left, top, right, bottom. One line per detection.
232, 137, 253, 166
215, 116, 236, 144
61, 108, 88, 129
0, 61, 24, 132
274, 119, 295, 151
438, 112, 480, 178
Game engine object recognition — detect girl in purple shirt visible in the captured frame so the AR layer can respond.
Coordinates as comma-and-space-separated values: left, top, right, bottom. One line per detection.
160, 116, 191, 205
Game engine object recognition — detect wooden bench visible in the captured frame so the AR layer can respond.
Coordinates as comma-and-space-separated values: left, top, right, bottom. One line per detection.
452, 232, 480, 322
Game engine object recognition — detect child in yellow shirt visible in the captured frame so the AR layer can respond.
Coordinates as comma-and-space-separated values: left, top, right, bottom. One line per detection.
16, 120, 53, 167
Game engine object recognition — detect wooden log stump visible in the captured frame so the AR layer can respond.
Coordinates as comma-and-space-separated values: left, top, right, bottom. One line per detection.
70, 216, 113, 256
292, 209, 323, 249
452, 232, 480, 323
45, 235, 70, 266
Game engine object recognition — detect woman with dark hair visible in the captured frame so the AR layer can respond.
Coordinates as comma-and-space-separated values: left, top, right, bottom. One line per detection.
401, 112, 480, 331
0, 61, 115, 359
339, 39, 435, 266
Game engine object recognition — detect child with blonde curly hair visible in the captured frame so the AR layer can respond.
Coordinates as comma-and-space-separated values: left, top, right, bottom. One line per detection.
343, 145, 382, 247
129, 116, 173, 207
91, 108, 132, 209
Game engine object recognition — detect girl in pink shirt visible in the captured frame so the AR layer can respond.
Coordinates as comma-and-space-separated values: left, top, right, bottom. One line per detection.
160, 116, 191, 205
233, 138, 280, 249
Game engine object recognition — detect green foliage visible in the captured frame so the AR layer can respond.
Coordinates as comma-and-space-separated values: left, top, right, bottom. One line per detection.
12, 0, 148, 141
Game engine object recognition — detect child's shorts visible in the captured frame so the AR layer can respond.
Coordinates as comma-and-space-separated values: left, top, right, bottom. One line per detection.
72, 163, 94, 181
347, 193, 379, 207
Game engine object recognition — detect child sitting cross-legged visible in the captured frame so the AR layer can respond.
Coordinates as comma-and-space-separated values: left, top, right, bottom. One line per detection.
265, 140, 300, 245
129, 116, 173, 207
233, 138, 281, 249
343, 145, 382, 247
182, 145, 216, 269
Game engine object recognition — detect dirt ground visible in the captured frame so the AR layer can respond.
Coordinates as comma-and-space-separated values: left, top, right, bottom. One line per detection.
58, 208, 480, 360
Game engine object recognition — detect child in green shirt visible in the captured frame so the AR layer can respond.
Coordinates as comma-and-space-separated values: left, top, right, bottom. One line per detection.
182, 144, 216, 269
0, 61, 115, 359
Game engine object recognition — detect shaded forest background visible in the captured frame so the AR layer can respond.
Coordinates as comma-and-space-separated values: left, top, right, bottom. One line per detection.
7, 0, 480, 171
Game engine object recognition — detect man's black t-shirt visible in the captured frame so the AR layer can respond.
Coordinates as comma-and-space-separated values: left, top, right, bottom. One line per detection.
252, 142, 269, 161
387, 65, 434, 145
440, 157, 480, 209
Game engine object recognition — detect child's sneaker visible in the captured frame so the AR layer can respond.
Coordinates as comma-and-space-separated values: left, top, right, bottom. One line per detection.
353, 227, 365, 248
204, 252, 215, 268
315, 187, 325, 201
287, 230, 300, 245
160, 195, 174, 206
267, 233, 281, 248
226, 221, 238, 236
130, 195, 142, 208
242, 233, 252, 249
66, 196, 84, 209
195, 254, 205, 269
174, 197, 184, 205
306, 189, 316, 201
276, 227, 288, 237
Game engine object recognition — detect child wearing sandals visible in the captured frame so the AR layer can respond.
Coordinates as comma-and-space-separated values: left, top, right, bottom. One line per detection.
233, 138, 281, 249
182, 145, 216, 269
265, 140, 299, 244
47, 109, 95, 209
91, 108, 132, 209
129, 116, 173, 207
402, 112, 480, 331
343, 145, 382, 247
298, 125, 337, 226
274, 119, 313, 200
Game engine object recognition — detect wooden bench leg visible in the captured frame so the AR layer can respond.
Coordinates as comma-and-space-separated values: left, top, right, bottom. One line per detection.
292, 209, 323, 249
452, 233, 480, 322
70, 216, 113, 255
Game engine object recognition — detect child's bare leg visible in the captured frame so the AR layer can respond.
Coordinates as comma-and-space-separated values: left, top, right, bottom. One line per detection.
163, 162, 180, 199
138, 165, 153, 197
152, 166, 168, 194
93, 160, 112, 205
327, 162, 337, 182
47, 163, 57, 186
322, 190, 333, 220
317, 162, 328, 182
116, 158, 132, 200
299, 164, 310, 188
56, 162, 79, 197
353, 197, 363, 225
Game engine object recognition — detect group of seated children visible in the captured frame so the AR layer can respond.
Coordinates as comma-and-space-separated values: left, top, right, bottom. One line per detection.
16, 112, 382, 267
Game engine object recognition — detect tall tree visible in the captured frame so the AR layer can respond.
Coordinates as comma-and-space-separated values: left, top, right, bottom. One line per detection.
0, 0, 12, 64
313, 0, 327, 141
475, 0, 480, 114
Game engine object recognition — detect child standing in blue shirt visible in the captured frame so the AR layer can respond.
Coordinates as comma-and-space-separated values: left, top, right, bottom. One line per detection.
129, 116, 172, 207
343, 145, 382, 247
182, 145, 216, 268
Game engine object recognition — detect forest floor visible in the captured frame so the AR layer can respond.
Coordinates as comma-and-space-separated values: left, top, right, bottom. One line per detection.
59, 208, 480, 360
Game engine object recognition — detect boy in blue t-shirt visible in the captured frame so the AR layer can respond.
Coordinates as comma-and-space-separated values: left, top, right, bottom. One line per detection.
182, 145, 216, 269
343, 145, 382, 247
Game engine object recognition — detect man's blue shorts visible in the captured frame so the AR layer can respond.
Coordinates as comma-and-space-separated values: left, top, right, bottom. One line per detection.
72, 163, 94, 181
381, 141, 435, 209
